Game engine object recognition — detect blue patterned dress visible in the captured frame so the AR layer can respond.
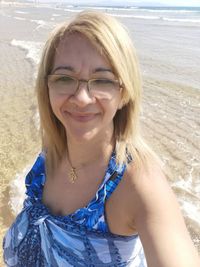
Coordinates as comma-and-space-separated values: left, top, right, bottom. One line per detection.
3, 152, 147, 267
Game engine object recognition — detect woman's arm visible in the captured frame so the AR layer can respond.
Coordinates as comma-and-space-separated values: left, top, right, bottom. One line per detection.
128, 161, 200, 267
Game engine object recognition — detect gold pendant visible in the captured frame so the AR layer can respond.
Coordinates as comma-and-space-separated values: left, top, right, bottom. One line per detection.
69, 167, 77, 183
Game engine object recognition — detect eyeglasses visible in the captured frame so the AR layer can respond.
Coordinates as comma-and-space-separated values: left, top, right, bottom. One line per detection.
47, 74, 121, 99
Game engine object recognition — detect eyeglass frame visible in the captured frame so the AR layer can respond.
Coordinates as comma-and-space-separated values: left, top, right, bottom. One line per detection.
47, 74, 123, 95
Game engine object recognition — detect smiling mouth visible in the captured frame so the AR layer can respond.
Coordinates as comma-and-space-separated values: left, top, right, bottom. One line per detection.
66, 112, 98, 122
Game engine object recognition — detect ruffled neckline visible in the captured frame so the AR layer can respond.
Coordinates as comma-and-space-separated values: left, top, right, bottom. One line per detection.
25, 151, 126, 231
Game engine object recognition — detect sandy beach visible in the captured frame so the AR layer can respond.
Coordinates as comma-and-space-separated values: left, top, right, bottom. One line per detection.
0, 2, 200, 265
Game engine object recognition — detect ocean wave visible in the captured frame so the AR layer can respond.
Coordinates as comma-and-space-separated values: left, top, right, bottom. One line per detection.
10, 39, 43, 65
64, 8, 84, 13
162, 17, 200, 23
171, 170, 200, 226
30, 19, 53, 29
106, 12, 200, 24
9, 166, 30, 215
108, 13, 160, 19
179, 199, 200, 225
15, 10, 29, 14
30, 19, 47, 25
13, 16, 26, 21
137, 8, 199, 14
30, 18, 56, 31
79, 6, 135, 11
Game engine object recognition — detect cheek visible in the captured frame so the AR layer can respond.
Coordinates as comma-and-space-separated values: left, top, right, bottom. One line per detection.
49, 92, 67, 117
101, 99, 121, 119
49, 94, 58, 115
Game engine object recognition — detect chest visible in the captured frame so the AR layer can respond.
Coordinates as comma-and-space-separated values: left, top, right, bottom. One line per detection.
42, 168, 104, 217
42, 167, 137, 236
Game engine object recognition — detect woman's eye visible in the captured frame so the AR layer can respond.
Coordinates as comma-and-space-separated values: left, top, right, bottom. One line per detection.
56, 76, 73, 82
93, 79, 114, 85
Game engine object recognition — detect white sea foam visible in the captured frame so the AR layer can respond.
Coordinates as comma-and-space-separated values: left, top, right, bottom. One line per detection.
106, 12, 200, 25
179, 199, 200, 225
11, 39, 43, 65
171, 168, 200, 226
30, 19, 46, 25
15, 10, 29, 14
30, 18, 56, 30
173, 179, 199, 197
52, 13, 61, 17
162, 17, 200, 24
10, 39, 42, 139
137, 8, 198, 14
9, 166, 30, 215
80, 6, 134, 11
9, 155, 41, 215
108, 13, 160, 20
64, 8, 83, 13
30, 19, 49, 28
13, 16, 26, 21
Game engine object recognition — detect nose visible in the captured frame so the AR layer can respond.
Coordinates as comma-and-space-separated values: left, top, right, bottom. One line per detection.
69, 81, 95, 107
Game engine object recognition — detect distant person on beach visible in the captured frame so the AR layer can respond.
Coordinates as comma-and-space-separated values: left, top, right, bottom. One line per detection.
3, 10, 200, 267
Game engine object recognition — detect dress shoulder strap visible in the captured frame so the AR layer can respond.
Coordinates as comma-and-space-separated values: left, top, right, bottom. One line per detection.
105, 165, 126, 200
105, 152, 133, 200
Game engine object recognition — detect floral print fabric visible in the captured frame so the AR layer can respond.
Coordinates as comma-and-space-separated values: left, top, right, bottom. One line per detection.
3, 152, 147, 266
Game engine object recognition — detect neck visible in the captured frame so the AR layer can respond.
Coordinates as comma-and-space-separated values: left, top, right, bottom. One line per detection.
66, 130, 114, 169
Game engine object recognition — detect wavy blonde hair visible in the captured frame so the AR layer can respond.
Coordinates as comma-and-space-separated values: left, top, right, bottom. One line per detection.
36, 10, 158, 171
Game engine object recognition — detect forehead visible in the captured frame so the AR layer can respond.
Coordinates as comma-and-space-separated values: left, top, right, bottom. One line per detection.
53, 33, 112, 72
56, 33, 100, 54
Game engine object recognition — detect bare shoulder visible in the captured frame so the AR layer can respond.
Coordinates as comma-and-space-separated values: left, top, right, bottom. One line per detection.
125, 159, 176, 218
124, 158, 188, 231
126, 160, 178, 213
124, 159, 200, 267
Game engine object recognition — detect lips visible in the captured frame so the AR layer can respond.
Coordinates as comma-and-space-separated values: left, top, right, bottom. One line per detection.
65, 111, 98, 122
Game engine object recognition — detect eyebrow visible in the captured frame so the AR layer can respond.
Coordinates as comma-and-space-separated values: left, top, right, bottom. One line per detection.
52, 66, 113, 74
52, 66, 73, 73
94, 67, 113, 73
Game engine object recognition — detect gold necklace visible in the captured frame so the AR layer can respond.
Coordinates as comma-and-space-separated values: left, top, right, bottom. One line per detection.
68, 159, 78, 184
67, 155, 101, 184
68, 166, 78, 183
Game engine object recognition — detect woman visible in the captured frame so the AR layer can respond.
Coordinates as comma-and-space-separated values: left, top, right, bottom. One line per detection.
3, 10, 200, 267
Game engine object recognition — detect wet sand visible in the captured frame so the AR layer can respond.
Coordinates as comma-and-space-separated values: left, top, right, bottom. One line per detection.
141, 77, 200, 251
0, 2, 200, 265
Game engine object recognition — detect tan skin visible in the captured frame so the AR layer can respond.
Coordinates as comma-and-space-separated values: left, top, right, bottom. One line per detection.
43, 33, 200, 267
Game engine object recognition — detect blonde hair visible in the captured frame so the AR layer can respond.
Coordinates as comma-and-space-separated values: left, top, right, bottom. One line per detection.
36, 10, 159, 171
